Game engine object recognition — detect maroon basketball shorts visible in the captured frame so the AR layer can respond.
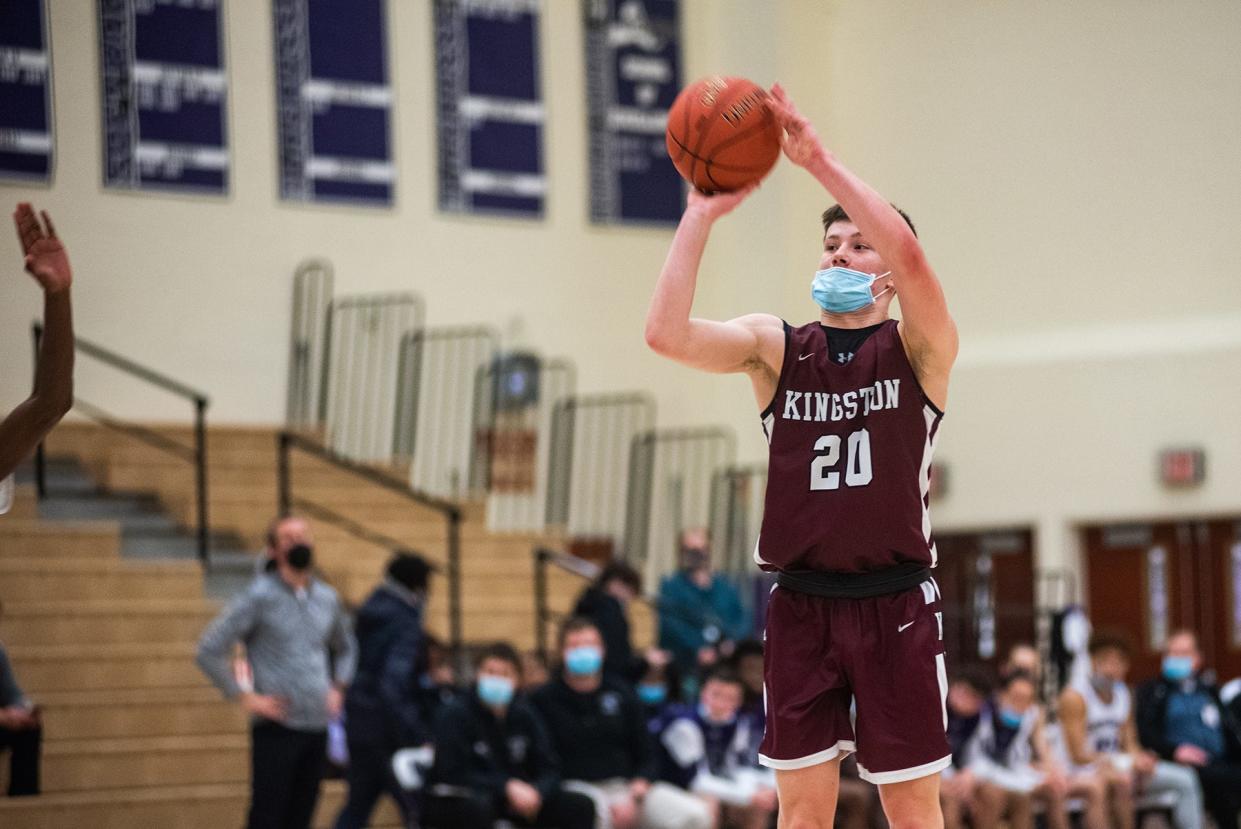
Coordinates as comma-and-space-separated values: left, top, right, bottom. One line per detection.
758, 577, 951, 783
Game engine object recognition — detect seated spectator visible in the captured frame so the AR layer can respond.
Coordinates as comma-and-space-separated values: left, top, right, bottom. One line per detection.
334, 551, 433, 829
0, 600, 40, 796
964, 670, 1105, 829
416, 634, 460, 725
636, 657, 684, 722
574, 561, 669, 683
653, 666, 776, 829
658, 528, 749, 685
941, 668, 991, 829
1060, 632, 1203, 829
1137, 629, 1241, 829
728, 639, 765, 722
531, 617, 711, 829
424, 643, 595, 829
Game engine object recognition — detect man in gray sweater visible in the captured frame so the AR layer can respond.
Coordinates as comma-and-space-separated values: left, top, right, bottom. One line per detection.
197, 516, 357, 829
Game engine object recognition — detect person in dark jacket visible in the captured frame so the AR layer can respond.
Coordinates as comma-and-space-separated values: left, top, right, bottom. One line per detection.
531, 617, 709, 829
424, 642, 594, 829
1136, 629, 1241, 829
334, 552, 432, 829
572, 560, 670, 683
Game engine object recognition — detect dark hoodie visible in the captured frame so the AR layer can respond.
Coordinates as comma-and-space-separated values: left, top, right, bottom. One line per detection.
344, 581, 426, 747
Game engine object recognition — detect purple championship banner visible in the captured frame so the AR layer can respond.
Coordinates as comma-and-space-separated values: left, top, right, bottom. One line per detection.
584, 0, 682, 226
435, 0, 546, 218
273, 0, 394, 206
0, 0, 54, 184
98, 0, 229, 194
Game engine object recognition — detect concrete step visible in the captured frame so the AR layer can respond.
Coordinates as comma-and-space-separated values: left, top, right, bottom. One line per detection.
0, 557, 203, 602
0, 599, 219, 646
6, 642, 206, 693
43, 734, 247, 792
0, 779, 401, 829
0, 520, 120, 558
37, 687, 245, 740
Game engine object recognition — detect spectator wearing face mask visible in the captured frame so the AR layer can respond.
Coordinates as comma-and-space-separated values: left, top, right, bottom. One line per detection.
963, 670, 1105, 829
1059, 632, 1203, 829
652, 666, 777, 829
573, 561, 670, 683
1136, 629, 1241, 829
657, 528, 749, 680
636, 658, 684, 723
531, 617, 711, 829
196, 515, 357, 829
424, 643, 595, 829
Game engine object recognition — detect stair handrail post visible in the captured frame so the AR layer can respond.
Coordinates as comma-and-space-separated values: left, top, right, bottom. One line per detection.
533, 548, 550, 663
194, 395, 210, 567
277, 431, 292, 516
448, 507, 464, 669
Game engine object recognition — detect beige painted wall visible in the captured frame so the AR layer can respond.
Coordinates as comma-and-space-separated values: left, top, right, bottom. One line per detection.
2, 1, 1239, 586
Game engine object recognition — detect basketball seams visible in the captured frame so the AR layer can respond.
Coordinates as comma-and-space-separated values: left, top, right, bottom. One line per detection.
666, 76, 780, 192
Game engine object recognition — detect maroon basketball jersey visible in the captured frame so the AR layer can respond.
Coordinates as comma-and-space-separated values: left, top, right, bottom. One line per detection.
756, 319, 943, 573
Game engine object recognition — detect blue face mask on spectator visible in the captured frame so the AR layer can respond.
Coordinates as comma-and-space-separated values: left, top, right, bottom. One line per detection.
999, 706, 1023, 729
1162, 655, 1194, 681
564, 646, 603, 676
637, 683, 667, 705
477, 674, 515, 707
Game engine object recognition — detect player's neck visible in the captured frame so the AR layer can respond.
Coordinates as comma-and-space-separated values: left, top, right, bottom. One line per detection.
819, 307, 889, 329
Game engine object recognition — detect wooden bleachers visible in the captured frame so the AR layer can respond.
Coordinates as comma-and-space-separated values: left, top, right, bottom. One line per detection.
0, 422, 652, 827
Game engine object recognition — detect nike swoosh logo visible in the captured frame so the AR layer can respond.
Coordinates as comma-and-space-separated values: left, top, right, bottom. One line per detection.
898, 621, 915, 632
798, 352, 814, 361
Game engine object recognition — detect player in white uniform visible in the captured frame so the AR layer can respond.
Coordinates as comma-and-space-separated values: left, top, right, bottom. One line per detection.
1058, 633, 1204, 829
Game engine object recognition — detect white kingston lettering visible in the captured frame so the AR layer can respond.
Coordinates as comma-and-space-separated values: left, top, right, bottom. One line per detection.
779, 377, 903, 421
783, 391, 803, 421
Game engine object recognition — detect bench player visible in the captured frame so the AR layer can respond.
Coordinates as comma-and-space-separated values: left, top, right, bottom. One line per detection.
645, 84, 958, 828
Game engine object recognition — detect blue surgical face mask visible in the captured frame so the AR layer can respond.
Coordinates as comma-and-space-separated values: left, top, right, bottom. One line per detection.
998, 706, 1024, 729
811, 267, 892, 314
564, 646, 603, 677
477, 674, 515, 708
637, 683, 668, 706
1162, 655, 1194, 682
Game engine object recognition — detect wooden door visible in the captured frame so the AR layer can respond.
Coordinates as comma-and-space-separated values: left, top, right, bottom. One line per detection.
935, 530, 1036, 670
1083, 518, 1241, 683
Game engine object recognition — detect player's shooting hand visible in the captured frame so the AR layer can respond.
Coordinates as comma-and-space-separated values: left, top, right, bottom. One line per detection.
767, 84, 825, 169
686, 182, 757, 220
13, 203, 71, 294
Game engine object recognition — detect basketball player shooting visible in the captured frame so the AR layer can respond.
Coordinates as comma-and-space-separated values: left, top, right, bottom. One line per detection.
645, 84, 958, 828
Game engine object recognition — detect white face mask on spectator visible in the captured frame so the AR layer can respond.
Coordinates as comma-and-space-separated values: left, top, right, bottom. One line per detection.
0, 475, 13, 516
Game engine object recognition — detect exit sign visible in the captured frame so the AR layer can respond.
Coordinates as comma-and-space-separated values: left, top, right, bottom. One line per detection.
1159, 448, 1206, 486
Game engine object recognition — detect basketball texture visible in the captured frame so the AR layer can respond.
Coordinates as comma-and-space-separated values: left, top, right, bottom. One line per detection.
665, 76, 782, 193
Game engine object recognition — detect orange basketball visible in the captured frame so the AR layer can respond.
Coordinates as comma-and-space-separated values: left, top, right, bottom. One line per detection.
665, 76, 782, 193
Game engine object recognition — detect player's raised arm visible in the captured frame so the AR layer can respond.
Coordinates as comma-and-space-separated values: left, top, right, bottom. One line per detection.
645, 187, 783, 382
767, 85, 958, 379
0, 204, 74, 481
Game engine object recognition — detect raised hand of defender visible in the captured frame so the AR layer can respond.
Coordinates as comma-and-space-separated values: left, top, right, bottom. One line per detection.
767, 83, 824, 168
13, 203, 71, 294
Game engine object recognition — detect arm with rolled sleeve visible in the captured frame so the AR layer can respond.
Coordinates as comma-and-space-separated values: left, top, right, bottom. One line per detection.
196, 590, 260, 699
